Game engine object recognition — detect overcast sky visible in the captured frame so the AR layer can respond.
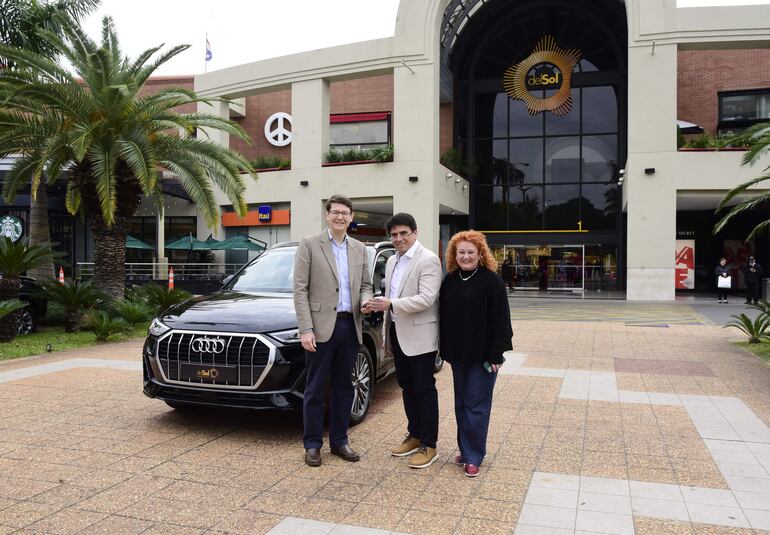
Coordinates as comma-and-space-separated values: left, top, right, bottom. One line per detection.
80, 0, 770, 76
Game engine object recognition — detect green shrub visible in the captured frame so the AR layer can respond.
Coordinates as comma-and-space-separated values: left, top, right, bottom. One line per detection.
725, 313, 770, 344
440, 148, 477, 178
85, 310, 131, 342
371, 145, 394, 163
38, 302, 65, 327
138, 283, 192, 315
324, 148, 343, 163
42, 281, 107, 333
251, 155, 290, 170
112, 299, 155, 325
0, 299, 24, 321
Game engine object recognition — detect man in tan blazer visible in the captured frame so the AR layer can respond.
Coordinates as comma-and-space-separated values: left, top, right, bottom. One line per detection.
293, 194, 372, 467
365, 212, 442, 468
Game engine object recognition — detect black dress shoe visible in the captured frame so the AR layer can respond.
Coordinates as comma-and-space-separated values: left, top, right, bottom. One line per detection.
305, 448, 321, 467
330, 444, 360, 462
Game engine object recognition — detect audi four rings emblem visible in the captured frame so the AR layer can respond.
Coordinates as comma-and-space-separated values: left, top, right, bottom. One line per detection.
191, 337, 225, 354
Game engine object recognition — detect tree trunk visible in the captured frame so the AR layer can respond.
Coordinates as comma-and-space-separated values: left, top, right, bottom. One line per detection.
63, 308, 82, 333
91, 214, 129, 301
0, 277, 22, 342
26, 185, 55, 282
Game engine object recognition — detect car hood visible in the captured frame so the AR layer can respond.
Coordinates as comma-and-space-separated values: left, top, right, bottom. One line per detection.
159, 291, 297, 333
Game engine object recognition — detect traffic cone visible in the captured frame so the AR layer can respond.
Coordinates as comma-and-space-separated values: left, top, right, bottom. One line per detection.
168, 267, 174, 290
58, 266, 64, 285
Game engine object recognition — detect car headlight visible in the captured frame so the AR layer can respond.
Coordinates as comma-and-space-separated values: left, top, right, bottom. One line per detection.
268, 328, 301, 344
148, 318, 171, 337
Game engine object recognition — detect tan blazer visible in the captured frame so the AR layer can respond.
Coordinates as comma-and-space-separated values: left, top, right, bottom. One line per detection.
293, 230, 373, 344
383, 241, 442, 356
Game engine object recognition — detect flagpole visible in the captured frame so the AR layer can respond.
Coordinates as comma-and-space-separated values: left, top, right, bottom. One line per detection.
204, 33, 208, 74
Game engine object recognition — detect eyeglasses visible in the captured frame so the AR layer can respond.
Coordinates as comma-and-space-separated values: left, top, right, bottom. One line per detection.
390, 231, 414, 240
328, 210, 352, 218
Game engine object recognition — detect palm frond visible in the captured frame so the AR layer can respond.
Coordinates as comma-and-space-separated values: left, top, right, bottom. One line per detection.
87, 144, 118, 225
2, 154, 40, 202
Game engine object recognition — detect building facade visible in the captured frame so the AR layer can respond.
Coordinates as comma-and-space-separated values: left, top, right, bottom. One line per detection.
3, 0, 770, 299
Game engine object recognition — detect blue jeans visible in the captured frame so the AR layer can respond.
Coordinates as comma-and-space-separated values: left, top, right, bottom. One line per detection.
303, 317, 357, 449
451, 361, 497, 466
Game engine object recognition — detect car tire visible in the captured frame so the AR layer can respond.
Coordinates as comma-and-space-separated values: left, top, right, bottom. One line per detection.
349, 345, 373, 426
434, 353, 444, 373
16, 308, 34, 336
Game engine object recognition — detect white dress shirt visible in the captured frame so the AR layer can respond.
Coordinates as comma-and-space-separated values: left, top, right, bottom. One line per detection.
389, 240, 420, 318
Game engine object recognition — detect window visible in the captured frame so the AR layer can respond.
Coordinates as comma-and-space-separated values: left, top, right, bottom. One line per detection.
330, 112, 390, 151
718, 89, 770, 136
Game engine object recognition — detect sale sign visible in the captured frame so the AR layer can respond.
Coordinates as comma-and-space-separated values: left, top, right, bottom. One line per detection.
675, 240, 695, 289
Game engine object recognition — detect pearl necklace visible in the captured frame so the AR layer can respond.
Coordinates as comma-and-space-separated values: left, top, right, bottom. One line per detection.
459, 268, 479, 282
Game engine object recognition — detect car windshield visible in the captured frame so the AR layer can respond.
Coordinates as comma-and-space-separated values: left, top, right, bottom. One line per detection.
224, 248, 296, 293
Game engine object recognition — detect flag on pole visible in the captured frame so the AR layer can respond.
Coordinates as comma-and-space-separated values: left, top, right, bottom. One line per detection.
205, 35, 212, 61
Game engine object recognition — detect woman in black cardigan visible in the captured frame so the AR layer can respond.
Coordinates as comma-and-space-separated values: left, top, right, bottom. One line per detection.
439, 230, 513, 477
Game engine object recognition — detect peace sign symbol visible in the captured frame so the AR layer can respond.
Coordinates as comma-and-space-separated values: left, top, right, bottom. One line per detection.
264, 112, 293, 147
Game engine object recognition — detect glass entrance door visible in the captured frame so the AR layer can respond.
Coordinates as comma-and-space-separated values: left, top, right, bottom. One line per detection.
493, 243, 619, 296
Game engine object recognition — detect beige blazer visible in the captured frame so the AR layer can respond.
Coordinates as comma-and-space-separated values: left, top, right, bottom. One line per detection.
293, 230, 372, 344
383, 241, 442, 356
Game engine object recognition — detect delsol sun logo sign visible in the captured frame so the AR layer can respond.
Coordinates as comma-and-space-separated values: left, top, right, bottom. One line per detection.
503, 35, 581, 116
0, 215, 23, 242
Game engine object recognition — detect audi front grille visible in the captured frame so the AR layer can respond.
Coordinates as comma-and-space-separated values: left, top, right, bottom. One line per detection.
155, 330, 275, 390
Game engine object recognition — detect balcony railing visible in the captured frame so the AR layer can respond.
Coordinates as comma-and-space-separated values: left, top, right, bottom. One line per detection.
76, 262, 245, 280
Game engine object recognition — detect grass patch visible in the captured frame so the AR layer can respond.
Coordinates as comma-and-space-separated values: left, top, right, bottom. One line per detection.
737, 340, 770, 364
0, 321, 149, 361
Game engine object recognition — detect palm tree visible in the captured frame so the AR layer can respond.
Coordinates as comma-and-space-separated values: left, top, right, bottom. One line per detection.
714, 122, 770, 240
0, 17, 255, 300
0, 0, 101, 282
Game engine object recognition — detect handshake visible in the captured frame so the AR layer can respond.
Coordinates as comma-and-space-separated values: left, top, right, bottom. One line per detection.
361, 296, 391, 313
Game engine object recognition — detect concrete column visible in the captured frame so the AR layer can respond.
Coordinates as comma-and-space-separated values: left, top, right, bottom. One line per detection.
197, 100, 230, 148
156, 206, 168, 279
392, 62, 441, 252
291, 79, 330, 171
625, 43, 678, 300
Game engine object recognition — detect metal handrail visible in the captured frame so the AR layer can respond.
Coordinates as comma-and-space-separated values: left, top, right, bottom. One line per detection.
76, 262, 245, 279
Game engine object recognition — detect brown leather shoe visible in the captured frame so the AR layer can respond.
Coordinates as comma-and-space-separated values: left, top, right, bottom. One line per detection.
330, 444, 360, 462
305, 448, 321, 467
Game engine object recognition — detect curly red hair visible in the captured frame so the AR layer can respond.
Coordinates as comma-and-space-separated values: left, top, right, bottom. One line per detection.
445, 230, 498, 273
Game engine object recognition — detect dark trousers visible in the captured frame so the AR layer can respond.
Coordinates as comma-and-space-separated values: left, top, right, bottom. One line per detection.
717, 289, 728, 301
746, 283, 760, 304
451, 360, 497, 466
391, 324, 439, 449
303, 317, 357, 449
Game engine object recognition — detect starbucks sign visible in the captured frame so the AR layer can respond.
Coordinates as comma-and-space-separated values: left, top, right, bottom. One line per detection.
0, 215, 23, 242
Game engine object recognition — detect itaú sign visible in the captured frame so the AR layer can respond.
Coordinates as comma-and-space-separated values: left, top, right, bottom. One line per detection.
503, 35, 581, 116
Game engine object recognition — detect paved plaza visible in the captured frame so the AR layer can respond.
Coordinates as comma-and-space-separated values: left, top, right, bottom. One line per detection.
1, 301, 769, 534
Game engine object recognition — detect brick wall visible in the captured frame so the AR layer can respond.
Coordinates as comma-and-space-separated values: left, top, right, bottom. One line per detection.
678, 49, 770, 135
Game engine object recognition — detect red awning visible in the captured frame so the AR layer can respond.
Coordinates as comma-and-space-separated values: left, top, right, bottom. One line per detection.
330, 112, 390, 123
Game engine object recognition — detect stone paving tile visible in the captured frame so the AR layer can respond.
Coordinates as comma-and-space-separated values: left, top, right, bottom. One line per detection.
26, 507, 107, 534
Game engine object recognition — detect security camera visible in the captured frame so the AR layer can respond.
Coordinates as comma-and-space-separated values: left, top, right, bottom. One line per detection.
445, 173, 453, 180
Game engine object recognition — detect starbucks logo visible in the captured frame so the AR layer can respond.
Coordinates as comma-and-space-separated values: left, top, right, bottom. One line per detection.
0, 215, 23, 242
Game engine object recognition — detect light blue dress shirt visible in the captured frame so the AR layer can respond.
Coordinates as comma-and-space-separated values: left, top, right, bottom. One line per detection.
329, 230, 352, 313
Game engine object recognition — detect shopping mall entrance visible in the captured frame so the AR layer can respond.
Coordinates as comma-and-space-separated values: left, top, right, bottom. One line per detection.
490, 243, 619, 297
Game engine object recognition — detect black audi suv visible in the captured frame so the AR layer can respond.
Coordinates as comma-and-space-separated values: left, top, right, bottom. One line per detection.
142, 241, 400, 424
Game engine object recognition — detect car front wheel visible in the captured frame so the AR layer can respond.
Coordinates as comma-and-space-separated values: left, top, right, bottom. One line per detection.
350, 345, 373, 425
17, 308, 34, 336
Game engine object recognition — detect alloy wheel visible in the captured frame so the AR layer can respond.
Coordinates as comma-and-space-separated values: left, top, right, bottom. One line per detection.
17, 309, 34, 336
350, 347, 372, 423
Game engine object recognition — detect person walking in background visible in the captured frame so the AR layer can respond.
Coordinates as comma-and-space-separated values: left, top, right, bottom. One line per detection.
439, 230, 512, 477
364, 213, 442, 469
501, 252, 514, 291
715, 257, 731, 304
293, 194, 373, 467
742, 256, 764, 305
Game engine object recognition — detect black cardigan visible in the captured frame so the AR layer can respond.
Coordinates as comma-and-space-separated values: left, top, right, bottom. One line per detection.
439, 266, 513, 365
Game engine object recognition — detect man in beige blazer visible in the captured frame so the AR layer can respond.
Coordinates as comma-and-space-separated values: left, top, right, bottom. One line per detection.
293, 194, 372, 467
365, 212, 442, 468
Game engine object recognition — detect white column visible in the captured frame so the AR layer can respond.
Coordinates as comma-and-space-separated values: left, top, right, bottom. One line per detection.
156, 205, 168, 279
625, 43, 678, 300
392, 62, 441, 252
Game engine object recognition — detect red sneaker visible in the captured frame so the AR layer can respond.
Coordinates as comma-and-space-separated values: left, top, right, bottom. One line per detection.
454, 454, 465, 466
464, 464, 480, 477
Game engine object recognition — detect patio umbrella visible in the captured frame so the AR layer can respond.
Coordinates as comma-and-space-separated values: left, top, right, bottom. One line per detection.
209, 234, 266, 252
203, 234, 221, 247
677, 119, 704, 135
164, 233, 211, 250
126, 235, 154, 250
